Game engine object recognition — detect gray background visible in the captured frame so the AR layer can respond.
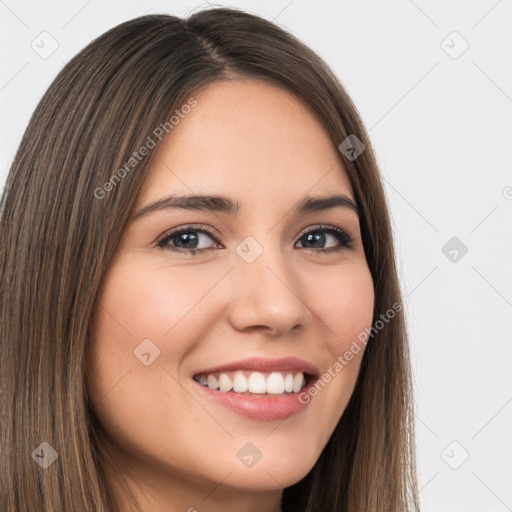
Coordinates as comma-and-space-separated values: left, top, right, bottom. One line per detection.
1, 1, 511, 510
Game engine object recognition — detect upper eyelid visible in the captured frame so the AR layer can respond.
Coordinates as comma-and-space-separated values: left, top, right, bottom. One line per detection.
156, 224, 220, 246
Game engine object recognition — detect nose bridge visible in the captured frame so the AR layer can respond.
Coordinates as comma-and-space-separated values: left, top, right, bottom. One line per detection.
227, 232, 311, 333
235, 233, 289, 288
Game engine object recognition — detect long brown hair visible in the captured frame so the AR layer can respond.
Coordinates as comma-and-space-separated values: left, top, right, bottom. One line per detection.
0, 7, 420, 511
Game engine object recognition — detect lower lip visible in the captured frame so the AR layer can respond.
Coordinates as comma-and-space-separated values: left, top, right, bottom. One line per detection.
192, 377, 317, 420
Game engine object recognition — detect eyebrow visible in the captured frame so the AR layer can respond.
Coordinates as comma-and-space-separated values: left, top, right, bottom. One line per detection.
134, 193, 360, 219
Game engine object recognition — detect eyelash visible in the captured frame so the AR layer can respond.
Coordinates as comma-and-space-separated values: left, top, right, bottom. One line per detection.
156, 224, 354, 256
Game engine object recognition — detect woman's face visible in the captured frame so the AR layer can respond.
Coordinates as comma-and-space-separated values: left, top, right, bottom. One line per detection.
86, 78, 374, 508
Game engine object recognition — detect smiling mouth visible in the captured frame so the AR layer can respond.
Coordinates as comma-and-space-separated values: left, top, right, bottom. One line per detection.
193, 370, 314, 396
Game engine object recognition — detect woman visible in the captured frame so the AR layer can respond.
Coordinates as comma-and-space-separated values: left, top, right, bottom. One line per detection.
0, 7, 420, 511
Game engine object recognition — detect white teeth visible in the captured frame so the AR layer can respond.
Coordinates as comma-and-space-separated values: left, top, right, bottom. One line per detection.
232, 372, 248, 392
266, 372, 285, 394
248, 372, 267, 393
292, 373, 304, 392
206, 375, 218, 390
284, 373, 294, 392
197, 371, 308, 394
218, 373, 233, 392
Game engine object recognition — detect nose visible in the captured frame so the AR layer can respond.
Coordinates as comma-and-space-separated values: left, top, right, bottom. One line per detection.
227, 244, 312, 337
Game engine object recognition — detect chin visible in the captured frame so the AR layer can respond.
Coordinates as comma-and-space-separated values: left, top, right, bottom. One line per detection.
209, 442, 318, 491
221, 462, 313, 492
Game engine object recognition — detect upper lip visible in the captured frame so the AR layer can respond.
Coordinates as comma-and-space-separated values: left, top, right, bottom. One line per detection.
193, 356, 319, 376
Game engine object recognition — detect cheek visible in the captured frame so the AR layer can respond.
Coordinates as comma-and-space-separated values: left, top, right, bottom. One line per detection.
305, 263, 375, 349
90, 258, 230, 357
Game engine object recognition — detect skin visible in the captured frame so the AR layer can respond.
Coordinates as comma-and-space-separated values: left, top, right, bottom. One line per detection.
86, 78, 375, 512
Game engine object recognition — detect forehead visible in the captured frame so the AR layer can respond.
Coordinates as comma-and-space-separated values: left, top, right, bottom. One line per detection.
134, 79, 353, 211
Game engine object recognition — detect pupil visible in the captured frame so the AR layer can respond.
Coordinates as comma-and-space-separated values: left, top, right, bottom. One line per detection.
304, 232, 325, 248
176, 232, 198, 248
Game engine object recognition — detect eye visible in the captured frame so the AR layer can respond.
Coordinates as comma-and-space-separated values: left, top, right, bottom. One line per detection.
156, 224, 221, 255
295, 225, 353, 254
